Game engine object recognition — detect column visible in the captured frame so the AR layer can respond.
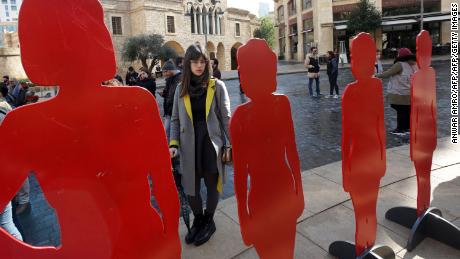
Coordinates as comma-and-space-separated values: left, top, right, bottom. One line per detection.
296, 0, 304, 61
284, 0, 292, 60
374, 0, 383, 50
198, 13, 202, 34
193, 12, 198, 34
211, 14, 216, 35
205, 14, 210, 35
217, 16, 221, 35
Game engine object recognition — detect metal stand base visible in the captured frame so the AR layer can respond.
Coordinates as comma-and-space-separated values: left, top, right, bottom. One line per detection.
385, 207, 460, 251
329, 240, 395, 259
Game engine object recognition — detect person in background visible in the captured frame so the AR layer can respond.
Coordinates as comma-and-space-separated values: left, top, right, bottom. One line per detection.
175, 57, 184, 72
211, 58, 221, 80
160, 60, 182, 139
375, 50, 383, 74
376, 48, 418, 135
136, 70, 157, 97
125, 66, 139, 86
304, 47, 321, 97
0, 85, 23, 241
114, 74, 123, 85
326, 51, 339, 98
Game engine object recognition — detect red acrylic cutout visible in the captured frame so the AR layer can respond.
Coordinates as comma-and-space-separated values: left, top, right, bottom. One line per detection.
0, 0, 181, 258
342, 33, 386, 256
230, 39, 304, 259
411, 30, 437, 216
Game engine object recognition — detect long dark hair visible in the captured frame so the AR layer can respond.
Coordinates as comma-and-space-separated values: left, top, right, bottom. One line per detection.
180, 44, 210, 97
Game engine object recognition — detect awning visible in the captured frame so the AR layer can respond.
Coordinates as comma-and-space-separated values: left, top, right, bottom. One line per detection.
423, 15, 451, 22
382, 19, 418, 26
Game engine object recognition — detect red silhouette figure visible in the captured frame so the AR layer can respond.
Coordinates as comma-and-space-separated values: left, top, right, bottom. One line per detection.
230, 39, 304, 259
0, 0, 180, 258
411, 30, 437, 217
342, 33, 386, 256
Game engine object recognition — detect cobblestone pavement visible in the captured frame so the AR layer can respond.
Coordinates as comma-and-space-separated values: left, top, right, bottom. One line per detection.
12, 60, 454, 248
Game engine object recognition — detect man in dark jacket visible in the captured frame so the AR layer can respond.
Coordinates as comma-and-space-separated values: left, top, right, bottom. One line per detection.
125, 66, 139, 86
160, 60, 181, 139
211, 58, 221, 80
136, 70, 156, 97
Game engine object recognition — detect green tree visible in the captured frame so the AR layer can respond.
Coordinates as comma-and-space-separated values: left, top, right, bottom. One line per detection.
122, 34, 177, 73
253, 17, 275, 48
346, 0, 382, 35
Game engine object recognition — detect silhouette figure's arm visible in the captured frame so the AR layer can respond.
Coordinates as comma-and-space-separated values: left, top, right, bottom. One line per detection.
0, 120, 29, 213
376, 84, 387, 176
282, 97, 304, 211
430, 69, 437, 144
145, 100, 180, 236
341, 90, 352, 192
410, 76, 418, 160
230, 109, 251, 245
169, 85, 181, 147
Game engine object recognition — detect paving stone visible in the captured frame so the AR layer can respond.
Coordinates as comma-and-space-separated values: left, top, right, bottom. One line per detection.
386, 176, 459, 220
397, 238, 460, 259
432, 163, 460, 187
179, 211, 247, 259
300, 174, 350, 215
343, 187, 416, 238
297, 205, 407, 255
234, 232, 330, 259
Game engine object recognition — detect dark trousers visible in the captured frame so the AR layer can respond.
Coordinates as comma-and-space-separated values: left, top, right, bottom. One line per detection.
328, 73, 339, 95
308, 77, 320, 96
391, 104, 411, 131
188, 172, 219, 216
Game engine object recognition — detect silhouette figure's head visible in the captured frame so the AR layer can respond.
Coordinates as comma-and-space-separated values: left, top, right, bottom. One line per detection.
237, 39, 277, 99
350, 33, 376, 81
19, 0, 116, 86
416, 30, 432, 69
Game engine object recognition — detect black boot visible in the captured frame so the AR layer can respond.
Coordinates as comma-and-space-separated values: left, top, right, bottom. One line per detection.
185, 213, 204, 244
194, 210, 216, 246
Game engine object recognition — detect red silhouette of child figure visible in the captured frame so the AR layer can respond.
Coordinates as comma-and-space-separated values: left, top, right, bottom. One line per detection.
230, 39, 304, 259
342, 33, 386, 256
0, 0, 180, 258
411, 30, 437, 217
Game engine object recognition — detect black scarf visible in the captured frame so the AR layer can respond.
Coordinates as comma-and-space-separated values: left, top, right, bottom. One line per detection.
189, 74, 207, 98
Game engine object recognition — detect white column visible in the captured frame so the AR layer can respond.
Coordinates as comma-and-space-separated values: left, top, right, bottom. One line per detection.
217, 16, 221, 35
193, 12, 198, 34
198, 13, 202, 34
211, 14, 216, 35
205, 14, 210, 35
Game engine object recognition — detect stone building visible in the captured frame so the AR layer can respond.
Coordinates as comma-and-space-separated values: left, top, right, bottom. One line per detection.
102, 0, 260, 72
0, 0, 259, 79
274, 0, 452, 62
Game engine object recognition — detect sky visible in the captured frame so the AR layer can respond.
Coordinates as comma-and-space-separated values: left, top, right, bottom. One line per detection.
227, 0, 274, 16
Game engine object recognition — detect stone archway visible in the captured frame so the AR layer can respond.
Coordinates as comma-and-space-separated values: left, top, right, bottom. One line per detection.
231, 42, 243, 70
206, 41, 216, 59
217, 42, 225, 70
164, 41, 185, 57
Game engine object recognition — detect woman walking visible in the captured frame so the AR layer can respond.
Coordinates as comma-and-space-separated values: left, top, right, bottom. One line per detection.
326, 51, 339, 98
169, 44, 231, 246
376, 48, 417, 135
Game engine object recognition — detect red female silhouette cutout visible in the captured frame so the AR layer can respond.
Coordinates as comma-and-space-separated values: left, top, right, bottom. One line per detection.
0, 0, 180, 258
230, 39, 304, 259
411, 30, 437, 216
342, 33, 386, 256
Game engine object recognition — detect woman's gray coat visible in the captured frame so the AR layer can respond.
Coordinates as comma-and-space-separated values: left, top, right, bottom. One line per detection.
169, 79, 231, 196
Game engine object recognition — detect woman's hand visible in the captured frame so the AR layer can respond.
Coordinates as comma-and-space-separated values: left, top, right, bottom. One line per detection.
169, 148, 178, 158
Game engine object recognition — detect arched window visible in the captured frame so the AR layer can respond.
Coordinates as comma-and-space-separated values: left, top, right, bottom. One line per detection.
208, 10, 213, 34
